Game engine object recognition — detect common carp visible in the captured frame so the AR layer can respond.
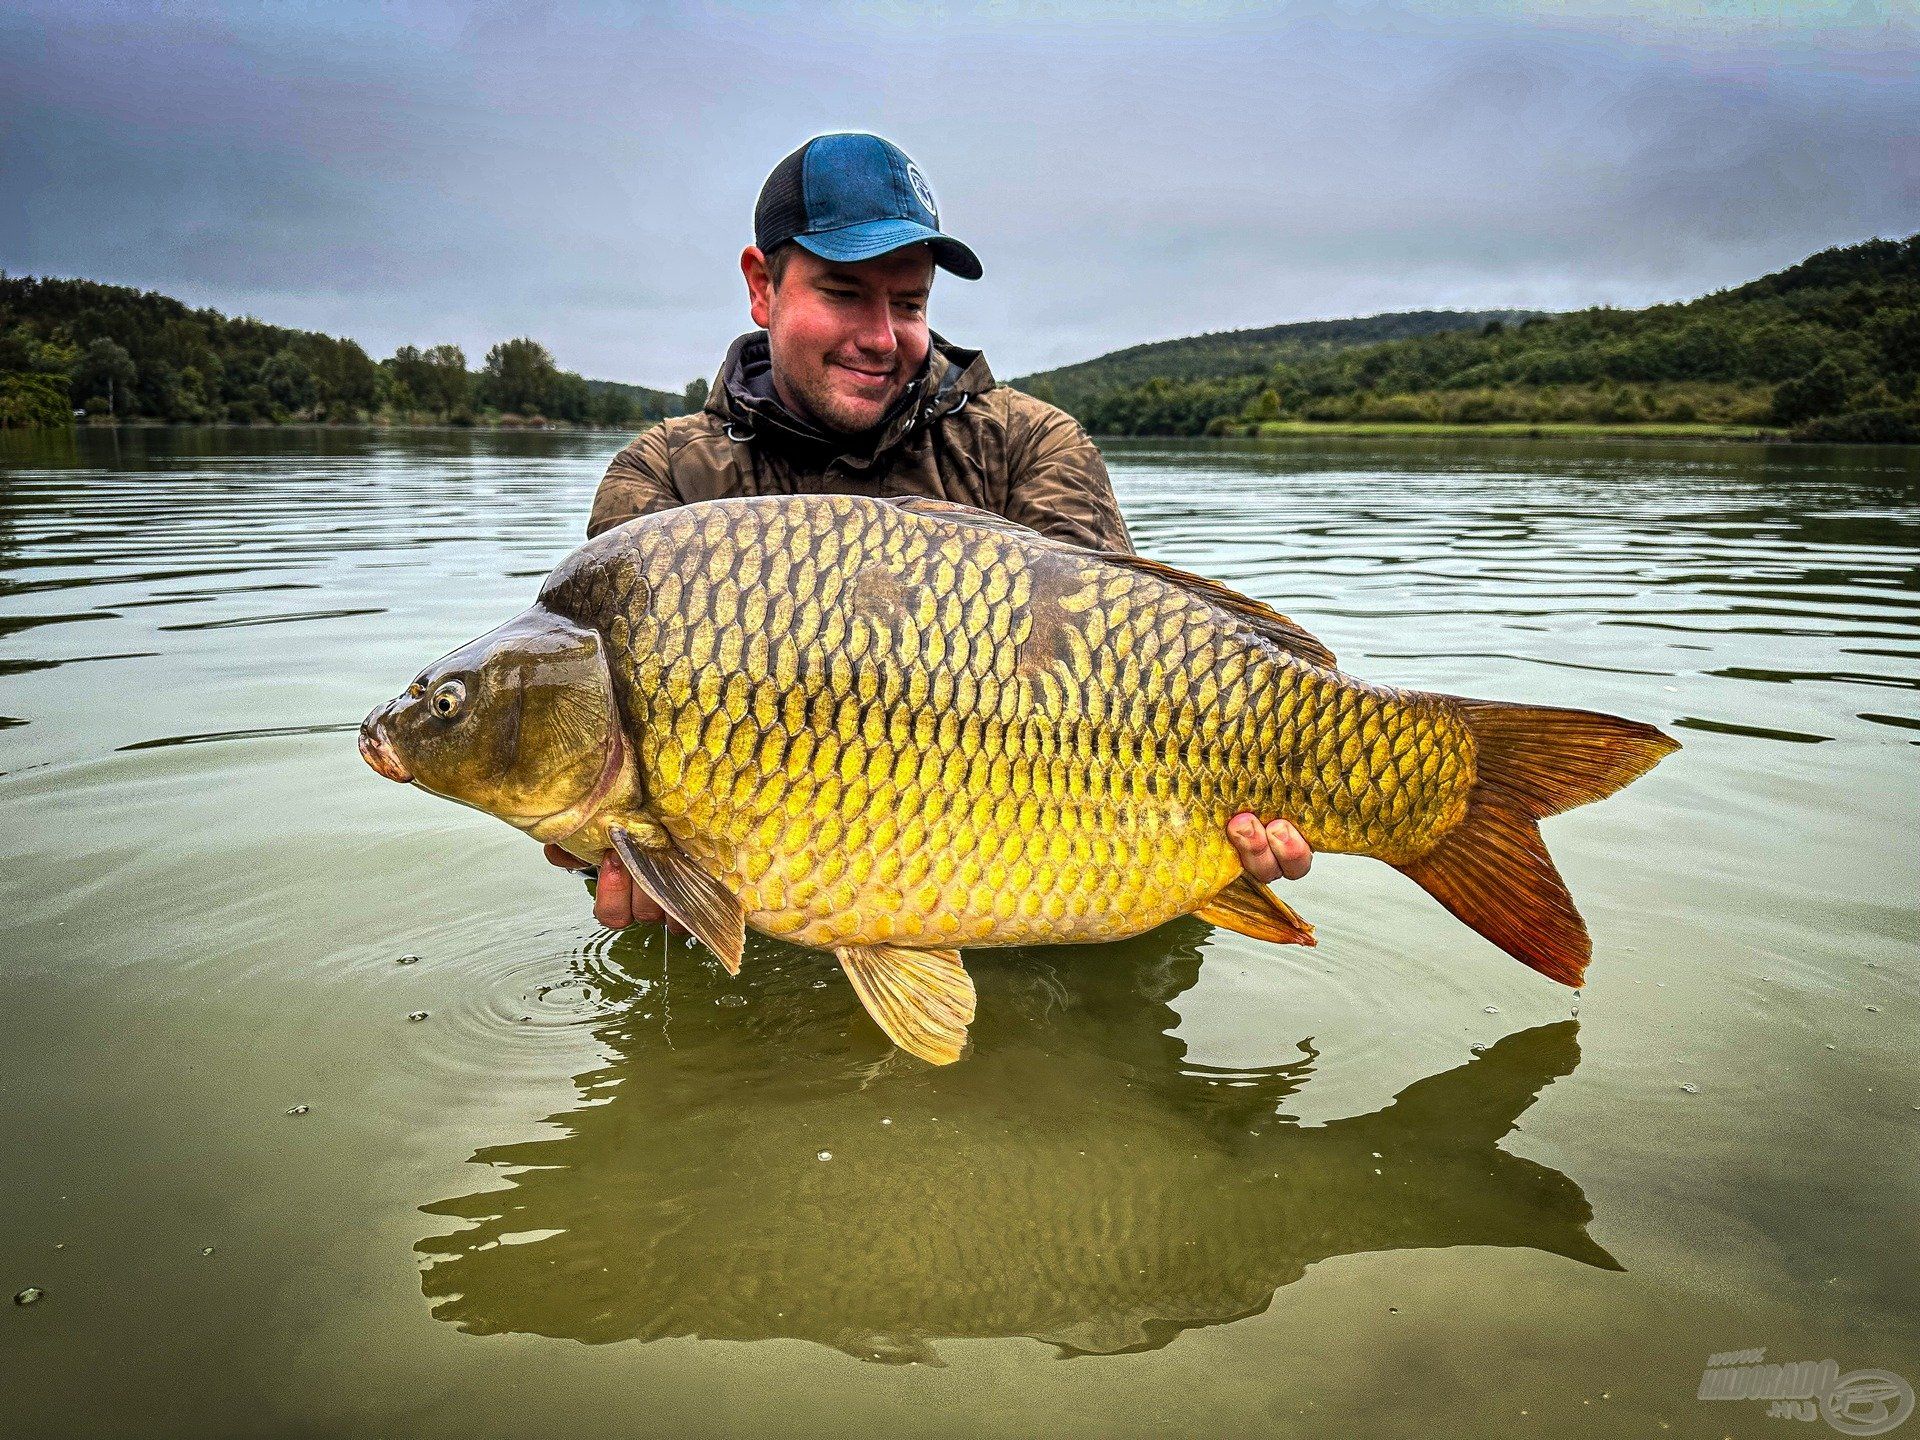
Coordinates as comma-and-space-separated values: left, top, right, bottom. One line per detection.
359, 494, 1676, 1064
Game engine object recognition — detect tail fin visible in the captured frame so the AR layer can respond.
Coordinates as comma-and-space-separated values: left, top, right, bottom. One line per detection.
1395, 700, 1678, 986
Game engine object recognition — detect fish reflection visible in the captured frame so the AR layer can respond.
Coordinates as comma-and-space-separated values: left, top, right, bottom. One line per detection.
417, 922, 1618, 1362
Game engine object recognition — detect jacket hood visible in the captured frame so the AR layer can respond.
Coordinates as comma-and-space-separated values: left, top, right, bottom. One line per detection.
705, 331, 994, 468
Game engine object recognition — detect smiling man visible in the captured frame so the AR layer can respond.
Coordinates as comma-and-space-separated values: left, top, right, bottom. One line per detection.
556, 132, 1311, 928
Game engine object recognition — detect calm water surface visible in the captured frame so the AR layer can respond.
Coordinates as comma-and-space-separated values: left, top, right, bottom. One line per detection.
2, 427, 1915, 1438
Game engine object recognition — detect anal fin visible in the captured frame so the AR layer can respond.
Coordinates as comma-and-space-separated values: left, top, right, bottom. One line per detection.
1194, 873, 1317, 946
836, 944, 977, 1066
609, 825, 746, 974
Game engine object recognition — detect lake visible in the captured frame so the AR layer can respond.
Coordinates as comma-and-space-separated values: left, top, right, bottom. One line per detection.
2, 426, 1915, 1438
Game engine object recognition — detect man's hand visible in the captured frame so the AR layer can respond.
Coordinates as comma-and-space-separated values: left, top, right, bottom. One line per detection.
1227, 813, 1313, 883
543, 844, 686, 933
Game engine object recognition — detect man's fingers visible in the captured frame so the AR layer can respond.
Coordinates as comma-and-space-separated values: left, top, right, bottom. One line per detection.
593, 850, 634, 929
544, 842, 591, 872
1227, 811, 1280, 882
1227, 812, 1313, 883
585, 850, 688, 935
1267, 819, 1312, 880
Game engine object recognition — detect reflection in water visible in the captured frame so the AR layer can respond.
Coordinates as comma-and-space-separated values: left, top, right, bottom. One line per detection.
418, 923, 1617, 1362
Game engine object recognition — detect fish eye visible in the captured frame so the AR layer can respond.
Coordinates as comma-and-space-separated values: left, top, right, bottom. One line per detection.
429, 679, 466, 719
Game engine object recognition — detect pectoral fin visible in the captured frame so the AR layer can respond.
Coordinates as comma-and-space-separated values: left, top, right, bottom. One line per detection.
836, 944, 977, 1066
1194, 873, 1317, 946
609, 825, 746, 974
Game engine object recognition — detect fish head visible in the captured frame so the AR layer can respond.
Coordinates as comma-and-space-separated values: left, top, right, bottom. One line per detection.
360, 605, 623, 836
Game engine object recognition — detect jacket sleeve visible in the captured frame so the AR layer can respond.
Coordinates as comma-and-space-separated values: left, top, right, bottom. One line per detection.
588, 424, 683, 538
1001, 398, 1136, 555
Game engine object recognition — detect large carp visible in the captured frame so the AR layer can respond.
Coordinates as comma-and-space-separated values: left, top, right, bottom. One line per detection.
360, 494, 1676, 1064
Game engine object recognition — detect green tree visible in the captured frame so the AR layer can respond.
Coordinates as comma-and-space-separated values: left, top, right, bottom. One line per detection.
1772, 359, 1852, 425
547, 369, 591, 423
480, 337, 558, 415
260, 347, 320, 416
683, 376, 709, 413
386, 344, 430, 415
422, 344, 471, 419
593, 387, 635, 428
75, 338, 137, 416
0, 372, 74, 427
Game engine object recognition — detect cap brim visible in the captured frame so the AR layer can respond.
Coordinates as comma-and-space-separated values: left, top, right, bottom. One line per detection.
794, 219, 983, 280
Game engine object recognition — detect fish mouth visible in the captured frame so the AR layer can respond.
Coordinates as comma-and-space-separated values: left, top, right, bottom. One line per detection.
358, 715, 414, 784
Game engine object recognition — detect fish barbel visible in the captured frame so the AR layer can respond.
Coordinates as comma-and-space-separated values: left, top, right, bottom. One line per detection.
360, 494, 1676, 1063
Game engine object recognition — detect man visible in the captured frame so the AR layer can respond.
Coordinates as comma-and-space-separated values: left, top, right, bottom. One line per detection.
550, 132, 1312, 929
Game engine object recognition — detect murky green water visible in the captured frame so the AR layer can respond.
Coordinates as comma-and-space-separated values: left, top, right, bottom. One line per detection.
2, 427, 1915, 1438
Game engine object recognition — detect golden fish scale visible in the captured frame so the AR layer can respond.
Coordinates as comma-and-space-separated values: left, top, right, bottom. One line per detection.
583, 496, 1474, 951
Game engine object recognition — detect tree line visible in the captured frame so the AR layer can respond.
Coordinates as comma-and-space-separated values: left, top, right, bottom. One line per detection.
1026, 236, 1920, 444
1013, 309, 1539, 418
0, 275, 693, 429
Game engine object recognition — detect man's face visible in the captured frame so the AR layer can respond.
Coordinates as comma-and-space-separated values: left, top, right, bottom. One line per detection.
744, 243, 933, 435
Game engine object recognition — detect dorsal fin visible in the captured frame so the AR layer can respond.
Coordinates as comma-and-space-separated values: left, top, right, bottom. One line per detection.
883, 495, 1338, 669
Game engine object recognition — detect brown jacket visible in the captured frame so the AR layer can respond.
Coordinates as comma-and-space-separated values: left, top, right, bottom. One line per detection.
589, 332, 1133, 554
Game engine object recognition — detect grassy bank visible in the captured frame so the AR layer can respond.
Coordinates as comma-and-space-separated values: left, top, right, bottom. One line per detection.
1231, 419, 1783, 440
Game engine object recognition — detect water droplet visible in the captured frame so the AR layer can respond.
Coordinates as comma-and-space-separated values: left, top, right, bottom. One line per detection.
716, 994, 745, 1008
1825, 1043, 1837, 1050
200, 1247, 215, 1257
407, 1010, 429, 1022
1865, 1005, 1881, 1013
1483, 1005, 1500, 1014
816, 1151, 833, 1162
286, 1104, 309, 1116
1680, 1083, 1700, 1094
14, 1287, 44, 1306
397, 954, 418, 965
1387, 1306, 1399, 1314
52, 1244, 64, 1251
880, 1118, 892, 1126
1469, 1044, 1486, 1056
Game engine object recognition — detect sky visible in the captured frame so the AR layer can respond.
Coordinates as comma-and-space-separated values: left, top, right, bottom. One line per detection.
3, 1, 1916, 389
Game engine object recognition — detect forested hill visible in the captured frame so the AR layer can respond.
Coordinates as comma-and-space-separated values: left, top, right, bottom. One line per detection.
1013, 309, 1537, 417
0, 274, 688, 428
1015, 235, 1920, 442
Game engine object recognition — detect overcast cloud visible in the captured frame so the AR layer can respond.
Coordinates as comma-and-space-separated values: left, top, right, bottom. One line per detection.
3, 0, 1915, 387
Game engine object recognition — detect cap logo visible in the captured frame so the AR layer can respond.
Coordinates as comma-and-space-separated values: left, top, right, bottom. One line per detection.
906, 162, 936, 217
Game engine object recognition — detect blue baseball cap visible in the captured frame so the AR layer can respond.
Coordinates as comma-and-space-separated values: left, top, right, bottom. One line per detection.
754, 133, 983, 280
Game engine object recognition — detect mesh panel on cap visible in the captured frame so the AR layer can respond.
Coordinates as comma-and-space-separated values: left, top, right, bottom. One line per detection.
754, 143, 811, 251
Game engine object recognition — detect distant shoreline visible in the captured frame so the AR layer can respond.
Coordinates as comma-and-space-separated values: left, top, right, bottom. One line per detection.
19, 417, 1874, 448
1210, 420, 1792, 442
46, 417, 1798, 443
57, 417, 646, 435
